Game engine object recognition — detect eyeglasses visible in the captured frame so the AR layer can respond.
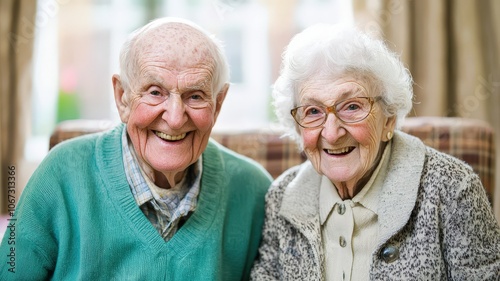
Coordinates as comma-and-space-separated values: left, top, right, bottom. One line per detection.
138, 90, 212, 109
290, 96, 382, 128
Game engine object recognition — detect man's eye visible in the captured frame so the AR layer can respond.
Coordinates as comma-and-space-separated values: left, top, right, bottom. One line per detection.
190, 94, 202, 100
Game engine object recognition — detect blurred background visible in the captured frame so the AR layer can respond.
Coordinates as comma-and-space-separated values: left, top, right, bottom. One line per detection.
1, 0, 499, 219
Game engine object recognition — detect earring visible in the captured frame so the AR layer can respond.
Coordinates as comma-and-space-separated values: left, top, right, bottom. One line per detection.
386, 131, 393, 140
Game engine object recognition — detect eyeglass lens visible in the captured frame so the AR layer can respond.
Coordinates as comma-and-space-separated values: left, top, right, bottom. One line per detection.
292, 97, 374, 127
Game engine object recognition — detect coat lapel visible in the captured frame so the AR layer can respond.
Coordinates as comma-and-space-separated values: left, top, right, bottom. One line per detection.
279, 161, 324, 274
376, 131, 426, 248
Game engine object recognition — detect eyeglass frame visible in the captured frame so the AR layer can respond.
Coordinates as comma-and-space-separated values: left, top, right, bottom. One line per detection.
290, 96, 383, 128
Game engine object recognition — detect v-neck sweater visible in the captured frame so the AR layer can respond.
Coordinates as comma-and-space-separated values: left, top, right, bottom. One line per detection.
0, 124, 272, 280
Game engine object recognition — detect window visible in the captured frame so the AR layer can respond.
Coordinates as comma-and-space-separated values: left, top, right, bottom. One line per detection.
27, 0, 353, 161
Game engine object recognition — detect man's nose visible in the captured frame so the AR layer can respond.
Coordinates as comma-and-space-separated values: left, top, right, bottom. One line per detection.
161, 94, 188, 129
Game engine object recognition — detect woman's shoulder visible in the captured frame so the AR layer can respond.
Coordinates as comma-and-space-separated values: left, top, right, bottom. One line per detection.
267, 161, 315, 200
423, 146, 476, 179
395, 130, 478, 187
395, 130, 475, 177
420, 146, 487, 206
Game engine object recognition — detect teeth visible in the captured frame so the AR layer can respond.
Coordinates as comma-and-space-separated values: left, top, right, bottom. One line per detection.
155, 131, 187, 141
327, 147, 351, 154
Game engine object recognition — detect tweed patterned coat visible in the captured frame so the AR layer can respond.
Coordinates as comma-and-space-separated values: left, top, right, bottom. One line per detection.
250, 131, 500, 280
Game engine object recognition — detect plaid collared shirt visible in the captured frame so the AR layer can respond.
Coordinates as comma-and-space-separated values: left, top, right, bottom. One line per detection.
121, 127, 202, 241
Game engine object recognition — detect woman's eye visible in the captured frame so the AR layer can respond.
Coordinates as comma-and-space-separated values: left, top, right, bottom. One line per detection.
346, 103, 361, 110
305, 107, 322, 116
338, 100, 363, 112
150, 90, 161, 96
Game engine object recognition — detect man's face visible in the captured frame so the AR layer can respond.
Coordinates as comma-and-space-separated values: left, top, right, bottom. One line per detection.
114, 23, 227, 184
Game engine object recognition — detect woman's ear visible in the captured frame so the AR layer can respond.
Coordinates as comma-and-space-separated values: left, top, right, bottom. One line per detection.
112, 74, 130, 123
383, 116, 397, 141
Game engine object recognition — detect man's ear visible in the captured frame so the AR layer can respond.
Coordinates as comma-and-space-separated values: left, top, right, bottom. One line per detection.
112, 74, 130, 123
213, 83, 229, 121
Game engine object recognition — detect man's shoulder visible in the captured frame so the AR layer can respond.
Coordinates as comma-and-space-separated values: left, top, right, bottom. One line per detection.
49, 125, 122, 158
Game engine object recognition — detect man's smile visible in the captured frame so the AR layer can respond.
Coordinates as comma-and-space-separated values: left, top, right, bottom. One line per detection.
154, 130, 187, 141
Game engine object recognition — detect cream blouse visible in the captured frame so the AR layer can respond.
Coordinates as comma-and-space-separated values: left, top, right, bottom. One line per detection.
319, 142, 392, 281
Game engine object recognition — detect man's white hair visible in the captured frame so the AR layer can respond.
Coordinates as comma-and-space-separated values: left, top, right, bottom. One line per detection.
118, 17, 230, 97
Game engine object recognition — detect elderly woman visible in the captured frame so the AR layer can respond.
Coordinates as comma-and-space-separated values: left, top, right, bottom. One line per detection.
251, 24, 500, 280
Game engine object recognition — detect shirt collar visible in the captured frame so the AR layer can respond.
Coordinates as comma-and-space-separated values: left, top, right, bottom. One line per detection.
122, 127, 153, 206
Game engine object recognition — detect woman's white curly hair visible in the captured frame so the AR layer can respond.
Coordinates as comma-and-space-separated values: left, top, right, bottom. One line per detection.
273, 23, 414, 148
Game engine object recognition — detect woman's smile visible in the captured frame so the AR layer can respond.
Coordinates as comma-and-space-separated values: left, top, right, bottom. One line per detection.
324, 146, 355, 156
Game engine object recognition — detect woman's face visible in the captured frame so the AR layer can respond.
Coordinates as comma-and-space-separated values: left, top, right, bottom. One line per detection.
297, 75, 395, 190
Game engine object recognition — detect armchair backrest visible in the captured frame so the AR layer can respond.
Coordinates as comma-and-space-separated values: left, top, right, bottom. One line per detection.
400, 117, 495, 204
49, 117, 495, 205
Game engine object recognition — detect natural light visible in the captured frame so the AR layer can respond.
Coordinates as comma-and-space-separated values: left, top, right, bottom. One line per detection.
26, 0, 353, 165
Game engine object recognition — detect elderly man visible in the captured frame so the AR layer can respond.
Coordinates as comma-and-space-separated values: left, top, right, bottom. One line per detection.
0, 18, 271, 280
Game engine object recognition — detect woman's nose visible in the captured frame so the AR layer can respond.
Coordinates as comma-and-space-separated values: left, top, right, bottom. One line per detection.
321, 112, 346, 142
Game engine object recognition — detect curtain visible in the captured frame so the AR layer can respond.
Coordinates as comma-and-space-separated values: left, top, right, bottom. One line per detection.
353, 0, 500, 220
0, 1, 36, 213
264, 0, 299, 82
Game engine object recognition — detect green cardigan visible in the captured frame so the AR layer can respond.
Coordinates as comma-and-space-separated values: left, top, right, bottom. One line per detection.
0, 125, 272, 280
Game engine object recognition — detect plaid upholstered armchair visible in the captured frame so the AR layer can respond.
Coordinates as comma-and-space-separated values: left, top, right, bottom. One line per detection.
49, 116, 495, 206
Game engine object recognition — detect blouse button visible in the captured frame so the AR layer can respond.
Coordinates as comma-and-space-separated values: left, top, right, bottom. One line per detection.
339, 236, 347, 247
337, 204, 346, 215
380, 245, 399, 263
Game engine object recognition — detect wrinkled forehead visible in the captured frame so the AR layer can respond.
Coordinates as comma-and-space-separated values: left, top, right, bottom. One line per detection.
298, 70, 381, 98
298, 74, 367, 96
134, 22, 215, 69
